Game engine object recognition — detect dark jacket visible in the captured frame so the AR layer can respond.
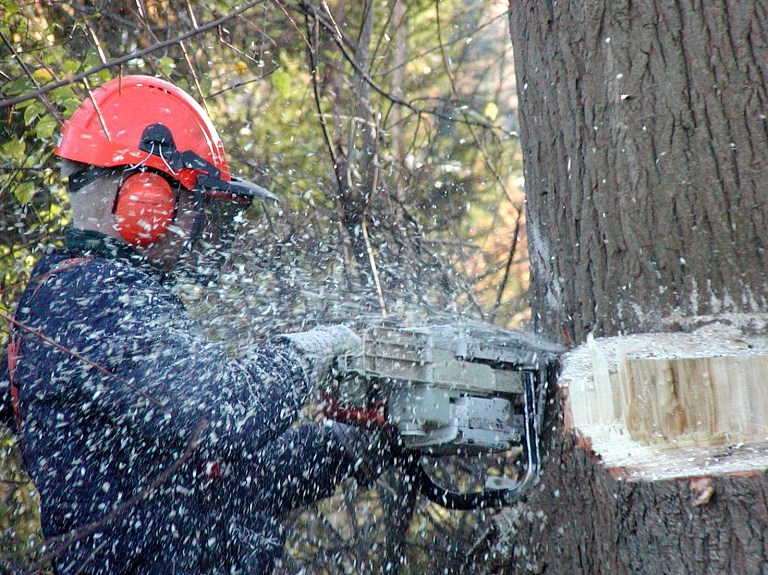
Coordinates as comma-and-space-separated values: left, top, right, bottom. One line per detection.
0, 229, 359, 574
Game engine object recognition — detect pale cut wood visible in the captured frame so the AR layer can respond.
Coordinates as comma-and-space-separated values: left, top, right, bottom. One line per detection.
561, 316, 768, 481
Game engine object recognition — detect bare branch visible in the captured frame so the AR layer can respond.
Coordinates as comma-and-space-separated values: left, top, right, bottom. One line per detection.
298, 0, 418, 115
362, 219, 387, 318
493, 210, 523, 312
305, 12, 343, 194
0, 0, 267, 110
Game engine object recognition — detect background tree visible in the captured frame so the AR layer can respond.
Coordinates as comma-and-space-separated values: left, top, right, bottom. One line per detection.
1, 0, 526, 572
466, 2, 768, 574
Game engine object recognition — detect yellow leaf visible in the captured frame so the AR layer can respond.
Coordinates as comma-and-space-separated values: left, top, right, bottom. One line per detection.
484, 102, 499, 121
32, 68, 53, 82
234, 61, 249, 76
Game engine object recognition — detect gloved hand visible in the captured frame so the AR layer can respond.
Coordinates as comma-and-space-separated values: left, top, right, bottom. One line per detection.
273, 325, 361, 395
327, 420, 404, 488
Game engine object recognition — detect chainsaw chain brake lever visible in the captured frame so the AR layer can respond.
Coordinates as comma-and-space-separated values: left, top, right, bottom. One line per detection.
406, 370, 545, 510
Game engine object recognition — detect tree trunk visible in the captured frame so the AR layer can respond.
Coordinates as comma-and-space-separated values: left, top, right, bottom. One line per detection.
512, 0, 768, 346
473, 2, 768, 573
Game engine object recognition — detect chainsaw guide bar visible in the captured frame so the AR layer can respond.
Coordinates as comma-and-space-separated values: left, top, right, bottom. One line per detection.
334, 323, 562, 510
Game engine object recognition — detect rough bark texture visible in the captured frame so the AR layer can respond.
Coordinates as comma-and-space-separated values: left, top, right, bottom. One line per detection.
511, 0, 768, 345
471, 431, 768, 575
477, 1, 768, 573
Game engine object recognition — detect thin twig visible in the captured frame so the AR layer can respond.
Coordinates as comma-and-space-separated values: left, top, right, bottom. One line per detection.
305, 12, 344, 196
81, 75, 111, 141
84, 20, 108, 65
180, 1, 211, 117
299, 0, 416, 114
493, 210, 523, 311
0, 0, 267, 110
362, 219, 387, 319
0, 311, 169, 414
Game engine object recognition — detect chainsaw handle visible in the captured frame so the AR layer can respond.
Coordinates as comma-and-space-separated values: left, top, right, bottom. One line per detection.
405, 370, 545, 511
324, 367, 547, 511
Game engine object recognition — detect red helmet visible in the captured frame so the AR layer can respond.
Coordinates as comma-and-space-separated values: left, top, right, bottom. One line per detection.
55, 75, 275, 201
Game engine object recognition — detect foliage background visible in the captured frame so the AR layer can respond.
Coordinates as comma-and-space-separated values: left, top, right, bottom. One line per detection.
0, 0, 526, 572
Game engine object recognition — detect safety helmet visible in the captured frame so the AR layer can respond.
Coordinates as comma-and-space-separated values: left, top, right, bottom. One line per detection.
55, 75, 276, 251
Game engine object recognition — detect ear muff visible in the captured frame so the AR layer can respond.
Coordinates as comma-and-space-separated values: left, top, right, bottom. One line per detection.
114, 172, 175, 247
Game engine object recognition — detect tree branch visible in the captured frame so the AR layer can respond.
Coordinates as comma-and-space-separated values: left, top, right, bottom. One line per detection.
0, 0, 267, 110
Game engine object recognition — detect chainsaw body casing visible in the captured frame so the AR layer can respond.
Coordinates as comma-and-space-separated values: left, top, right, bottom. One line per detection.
336, 324, 561, 455
333, 323, 563, 509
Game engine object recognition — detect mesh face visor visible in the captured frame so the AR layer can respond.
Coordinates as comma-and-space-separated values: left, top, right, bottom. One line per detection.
174, 191, 253, 283
134, 123, 277, 282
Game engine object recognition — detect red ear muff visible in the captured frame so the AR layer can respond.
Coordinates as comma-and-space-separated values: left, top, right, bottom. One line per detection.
114, 172, 175, 247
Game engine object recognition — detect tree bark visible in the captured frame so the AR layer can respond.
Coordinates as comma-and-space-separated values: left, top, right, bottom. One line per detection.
472, 431, 768, 575
512, 0, 768, 346
476, 1, 768, 573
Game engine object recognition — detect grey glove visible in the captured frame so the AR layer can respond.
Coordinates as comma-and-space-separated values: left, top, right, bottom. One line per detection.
274, 325, 361, 393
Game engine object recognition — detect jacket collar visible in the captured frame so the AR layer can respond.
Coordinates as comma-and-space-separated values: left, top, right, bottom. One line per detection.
64, 228, 167, 281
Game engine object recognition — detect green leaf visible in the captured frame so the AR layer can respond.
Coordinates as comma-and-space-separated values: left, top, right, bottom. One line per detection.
62, 59, 81, 74
271, 69, 291, 99
62, 97, 81, 116
2, 139, 25, 160
35, 115, 58, 140
23, 101, 43, 125
51, 85, 76, 101
3, 1, 20, 16
51, 86, 81, 116
13, 182, 35, 205
2, 77, 30, 97
158, 56, 176, 77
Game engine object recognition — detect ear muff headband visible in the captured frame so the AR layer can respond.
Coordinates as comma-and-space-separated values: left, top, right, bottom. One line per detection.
114, 171, 175, 247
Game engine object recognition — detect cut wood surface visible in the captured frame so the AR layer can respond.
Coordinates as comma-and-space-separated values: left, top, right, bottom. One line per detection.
560, 315, 768, 481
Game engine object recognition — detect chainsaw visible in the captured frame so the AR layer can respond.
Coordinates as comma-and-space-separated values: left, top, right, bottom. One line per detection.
326, 323, 562, 510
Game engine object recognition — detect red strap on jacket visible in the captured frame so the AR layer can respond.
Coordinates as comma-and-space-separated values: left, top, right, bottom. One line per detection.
7, 335, 21, 433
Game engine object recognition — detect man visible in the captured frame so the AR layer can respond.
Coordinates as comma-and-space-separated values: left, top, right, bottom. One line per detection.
0, 76, 392, 574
